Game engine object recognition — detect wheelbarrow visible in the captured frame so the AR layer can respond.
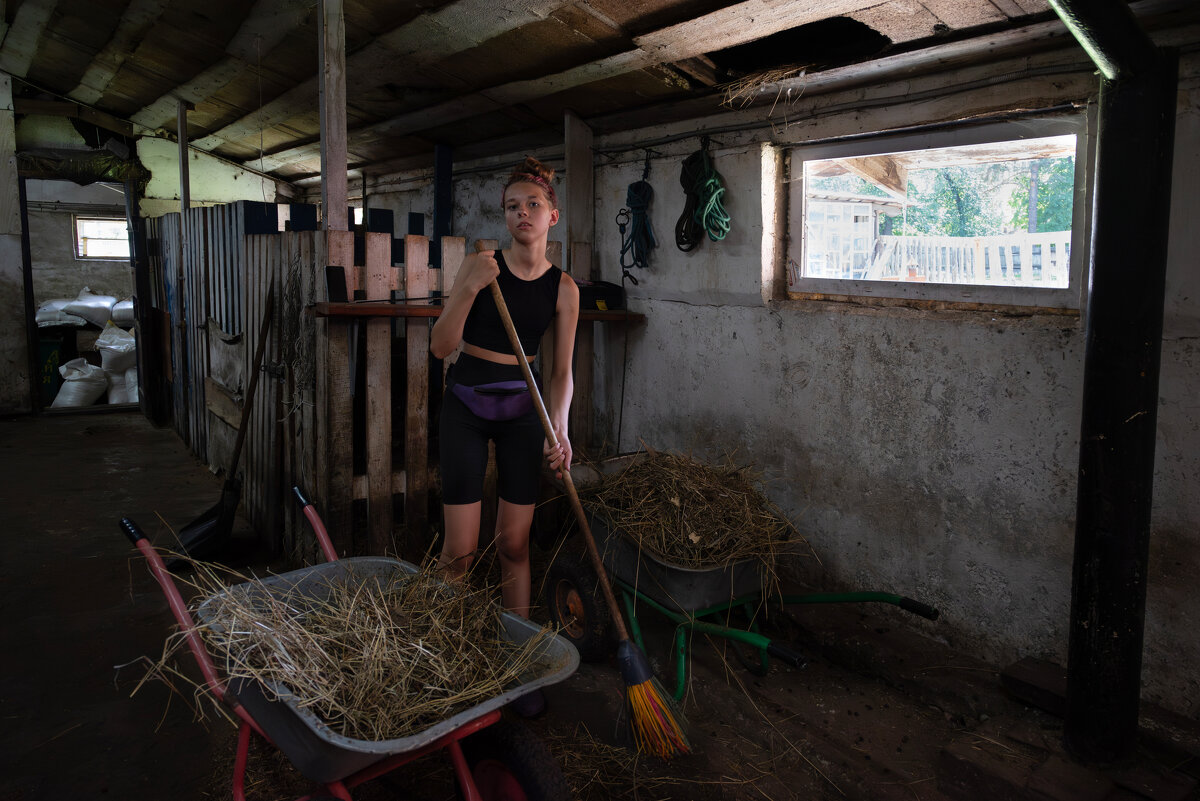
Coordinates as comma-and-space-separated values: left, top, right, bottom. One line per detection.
542, 462, 938, 702
119, 486, 579, 801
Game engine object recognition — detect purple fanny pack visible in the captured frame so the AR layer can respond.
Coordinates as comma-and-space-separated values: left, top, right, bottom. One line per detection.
451, 380, 534, 421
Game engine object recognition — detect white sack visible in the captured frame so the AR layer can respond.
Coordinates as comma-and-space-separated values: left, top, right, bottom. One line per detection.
52, 358, 107, 407
125, 366, 139, 403
97, 322, 137, 372
63, 287, 117, 328
106, 367, 135, 404
112, 298, 135, 326
35, 298, 87, 328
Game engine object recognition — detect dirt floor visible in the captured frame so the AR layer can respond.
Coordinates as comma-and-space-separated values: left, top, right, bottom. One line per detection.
3, 410, 1198, 801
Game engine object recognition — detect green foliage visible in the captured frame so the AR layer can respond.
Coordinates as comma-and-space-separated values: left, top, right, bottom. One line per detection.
894, 163, 1017, 237
1007, 157, 1075, 233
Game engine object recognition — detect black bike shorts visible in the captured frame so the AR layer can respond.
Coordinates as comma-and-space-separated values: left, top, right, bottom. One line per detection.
439, 354, 544, 505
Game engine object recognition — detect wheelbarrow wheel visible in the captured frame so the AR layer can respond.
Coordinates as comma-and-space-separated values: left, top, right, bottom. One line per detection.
459, 718, 570, 801
543, 554, 613, 662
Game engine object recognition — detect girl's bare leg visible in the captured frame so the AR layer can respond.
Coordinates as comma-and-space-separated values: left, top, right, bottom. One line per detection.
495, 499, 536, 616
439, 502, 482, 580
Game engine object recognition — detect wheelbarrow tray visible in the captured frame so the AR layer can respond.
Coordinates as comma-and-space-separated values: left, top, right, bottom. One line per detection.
196, 556, 579, 784
587, 511, 764, 613
570, 455, 764, 613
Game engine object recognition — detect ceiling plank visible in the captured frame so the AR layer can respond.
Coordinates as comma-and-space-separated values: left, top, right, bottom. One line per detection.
191, 0, 567, 152
67, 0, 171, 106
129, 0, 311, 132
0, 0, 58, 78
239, 0, 883, 171
839, 155, 909, 200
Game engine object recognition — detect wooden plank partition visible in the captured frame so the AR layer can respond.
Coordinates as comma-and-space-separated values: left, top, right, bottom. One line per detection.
145, 205, 638, 565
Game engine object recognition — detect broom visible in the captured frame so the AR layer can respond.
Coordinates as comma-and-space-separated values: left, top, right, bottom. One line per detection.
487, 277, 690, 758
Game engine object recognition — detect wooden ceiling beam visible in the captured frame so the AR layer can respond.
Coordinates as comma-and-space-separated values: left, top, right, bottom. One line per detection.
67, 0, 171, 106
191, 0, 567, 152
237, 0, 881, 172
129, 0, 312, 132
0, 0, 57, 79
12, 97, 135, 137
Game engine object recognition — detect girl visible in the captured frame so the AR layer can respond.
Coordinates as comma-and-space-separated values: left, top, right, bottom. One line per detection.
431, 156, 580, 620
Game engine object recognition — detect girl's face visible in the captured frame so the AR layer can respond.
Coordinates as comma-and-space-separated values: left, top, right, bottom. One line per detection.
503, 182, 558, 241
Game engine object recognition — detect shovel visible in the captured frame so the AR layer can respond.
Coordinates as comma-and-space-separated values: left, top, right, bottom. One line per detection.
174, 282, 275, 563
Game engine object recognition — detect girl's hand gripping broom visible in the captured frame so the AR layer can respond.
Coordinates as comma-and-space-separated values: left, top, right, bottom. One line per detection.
487, 278, 690, 759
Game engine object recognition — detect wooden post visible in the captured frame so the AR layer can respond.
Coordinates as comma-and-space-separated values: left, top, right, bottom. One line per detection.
318, 0, 347, 232
564, 111, 595, 453
320, 229, 356, 556
405, 235, 431, 552
364, 231, 394, 555
568, 242, 593, 449
432, 144, 453, 271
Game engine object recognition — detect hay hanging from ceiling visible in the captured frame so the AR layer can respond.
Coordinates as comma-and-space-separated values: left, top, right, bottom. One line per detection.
721, 65, 809, 109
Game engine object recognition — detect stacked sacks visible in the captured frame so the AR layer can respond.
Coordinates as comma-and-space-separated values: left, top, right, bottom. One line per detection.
63, 287, 117, 328
96, 323, 138, 404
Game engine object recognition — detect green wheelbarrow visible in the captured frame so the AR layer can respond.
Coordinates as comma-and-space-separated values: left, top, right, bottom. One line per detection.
543, 511, 939, 701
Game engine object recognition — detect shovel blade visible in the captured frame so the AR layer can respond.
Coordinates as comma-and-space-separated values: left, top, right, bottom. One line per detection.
176, 478, 242, 561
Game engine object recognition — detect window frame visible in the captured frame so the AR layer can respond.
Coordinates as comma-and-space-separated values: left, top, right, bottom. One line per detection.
785, 113, 1093, 311
73, 215, 131, 261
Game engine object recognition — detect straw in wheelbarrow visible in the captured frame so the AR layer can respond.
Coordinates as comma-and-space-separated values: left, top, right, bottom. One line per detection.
487, 278, 690, 759
152, 555, 553, 742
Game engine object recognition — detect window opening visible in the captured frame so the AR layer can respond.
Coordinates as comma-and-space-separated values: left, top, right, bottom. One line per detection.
786, 118, 1087, 309
74, 217, 130, 260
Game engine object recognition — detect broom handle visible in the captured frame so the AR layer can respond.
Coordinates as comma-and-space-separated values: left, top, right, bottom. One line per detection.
487, 279, 631, 642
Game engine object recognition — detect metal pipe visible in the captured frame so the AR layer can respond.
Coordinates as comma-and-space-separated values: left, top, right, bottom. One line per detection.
1048, 0, 1160, 79
1060, 0, 1179, 757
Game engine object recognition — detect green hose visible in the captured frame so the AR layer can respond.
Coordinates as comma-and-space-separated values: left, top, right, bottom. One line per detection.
675, 140, 731, 250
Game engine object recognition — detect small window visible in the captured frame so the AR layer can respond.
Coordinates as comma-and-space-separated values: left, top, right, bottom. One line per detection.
787, 116, 1089, 309
74, 217, 130, 260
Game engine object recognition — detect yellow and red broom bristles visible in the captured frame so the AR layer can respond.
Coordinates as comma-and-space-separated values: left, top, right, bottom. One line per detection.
617, 639, 690, 758
628, 678, 690, 758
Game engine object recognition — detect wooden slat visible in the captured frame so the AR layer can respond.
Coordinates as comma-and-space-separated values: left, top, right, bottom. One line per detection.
364, 231, 394, 555
281, 230, 321, 563
440, 236, 467, 382
404, 234, 431, 551
322, 229, 356, 556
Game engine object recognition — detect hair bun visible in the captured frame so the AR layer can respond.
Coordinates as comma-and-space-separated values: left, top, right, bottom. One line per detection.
513, 156, 554, 184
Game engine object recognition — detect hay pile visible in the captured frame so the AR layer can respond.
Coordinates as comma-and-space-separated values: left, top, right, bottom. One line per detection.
582, 449, 801, 573
181, 561, 550, 742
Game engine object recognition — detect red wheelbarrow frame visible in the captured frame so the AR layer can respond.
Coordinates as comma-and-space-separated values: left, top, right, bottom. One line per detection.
119, 488, 497, 801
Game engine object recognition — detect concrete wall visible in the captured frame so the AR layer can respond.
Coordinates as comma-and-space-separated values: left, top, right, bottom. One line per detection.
1, 74, 29, 415
352, 47, 1200, 717
138, 136, 291, 218
25, 180, 132, 307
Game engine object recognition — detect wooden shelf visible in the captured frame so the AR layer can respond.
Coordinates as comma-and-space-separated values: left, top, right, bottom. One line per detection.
313, 301, 644, 323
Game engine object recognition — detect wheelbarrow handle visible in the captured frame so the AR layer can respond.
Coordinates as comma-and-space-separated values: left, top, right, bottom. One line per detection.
292, 486, 339, 563
767, 641, 806, 669
899, 597, 940, 620
119, 516, 147, 545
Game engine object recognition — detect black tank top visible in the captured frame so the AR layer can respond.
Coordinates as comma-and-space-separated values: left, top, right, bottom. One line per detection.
461, 251, 562, 357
